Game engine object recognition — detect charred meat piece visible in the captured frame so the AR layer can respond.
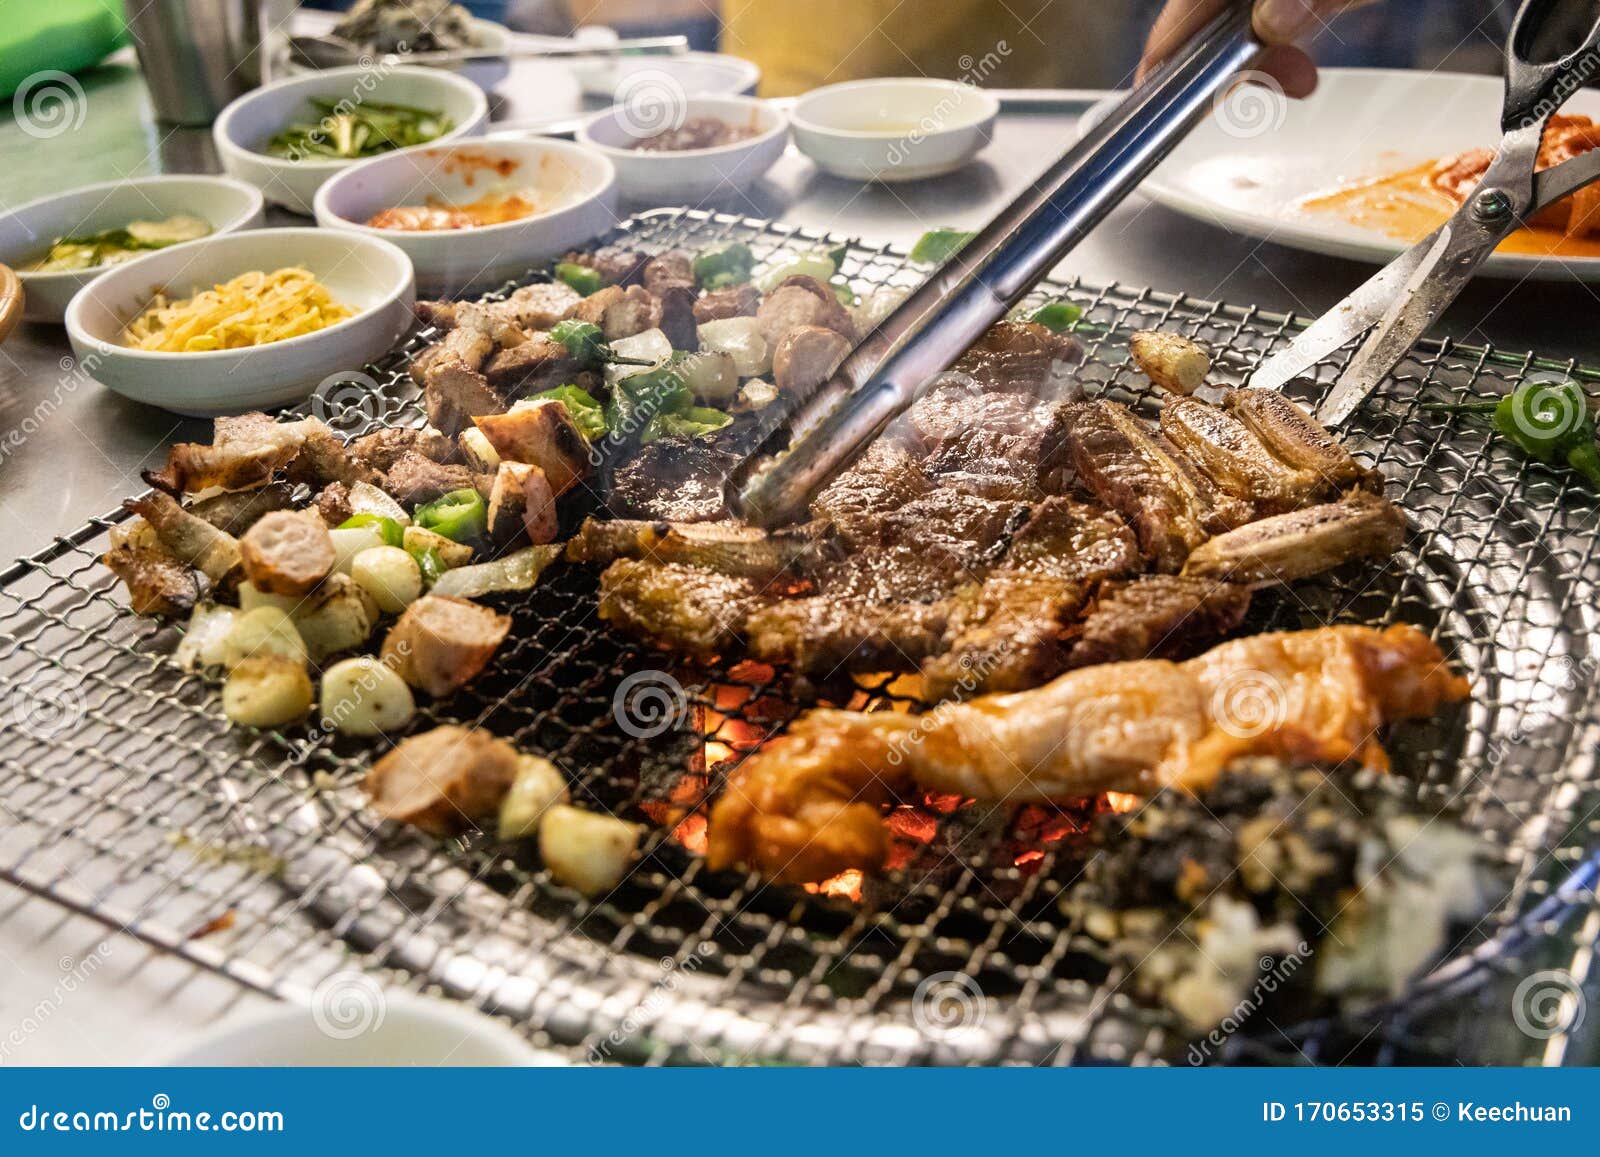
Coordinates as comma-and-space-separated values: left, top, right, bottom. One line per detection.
772, 324, 850, 394
126, 492, 242, 586
598, 559, 770, 658
314, 482, 353, 527
482, 335, 586, 394
756, 278, 855, 348
657, 283, 699, 352
572, 284, 663, 340
1159, 397, 1322, 514
416, 320, 504, 436
561, 245, 647, 287
809, 440, 933, 544
640, 251, 694, 293
349, 426, 461, 473
186, 483, 296, 535
365, 725, 521, 836
999, 497, 1141, 583
414, 281, 581, 334
486, 462, 558, 546
746, 596, 950, 674
145, 414, 330, 495
609, 438, 743, 522
1226, 388, 1381, 493
239, 510, 335, 597
1181, 492, 1407, 588
472, 400, 591, 496
1064, 400, 1250, 571
382, 451, 489, 507
921, 572, 1090, 702
287, 423, 381, 489
567, 516, 826, 580
822, 490, 1029, 603
1067, 574, 1252, 669
949, 320, 1082, 395
693, 284, 761, 323
382, 595, 511, 697
101, 541, 208, 618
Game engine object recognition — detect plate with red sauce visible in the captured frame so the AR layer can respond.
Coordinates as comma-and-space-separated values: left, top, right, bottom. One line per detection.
1082, 69, 1600, 281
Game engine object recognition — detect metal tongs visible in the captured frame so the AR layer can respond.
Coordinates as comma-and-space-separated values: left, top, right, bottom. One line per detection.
729, 2, 1266, 527
1251, 0, 1600, 422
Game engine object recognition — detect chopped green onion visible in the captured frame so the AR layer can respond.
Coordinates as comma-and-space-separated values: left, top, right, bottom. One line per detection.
554, 261, 604, 296
909, 228, 975, 265
413, 488, 487, 542
692, 241, 754, 290
337, 513, 404, 548
1028, 301, 1084, 333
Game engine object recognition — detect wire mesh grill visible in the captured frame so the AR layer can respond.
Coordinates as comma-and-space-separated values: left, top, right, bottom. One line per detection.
2, 208, 1598, 1066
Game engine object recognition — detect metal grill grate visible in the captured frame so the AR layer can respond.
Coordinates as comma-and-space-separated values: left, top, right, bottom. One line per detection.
2, 208, 1598, 1066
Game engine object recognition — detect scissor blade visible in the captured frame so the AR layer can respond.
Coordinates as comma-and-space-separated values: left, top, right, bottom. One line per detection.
1532, 148, 1600, 214
1316, 197, 1521, 425
1246, 232, 1447, 394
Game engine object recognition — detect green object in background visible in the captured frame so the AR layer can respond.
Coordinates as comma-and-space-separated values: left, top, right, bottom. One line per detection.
0, 1, 126, 103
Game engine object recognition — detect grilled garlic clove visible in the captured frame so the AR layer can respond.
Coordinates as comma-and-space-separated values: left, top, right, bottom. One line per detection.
1129, 331, 1211, 396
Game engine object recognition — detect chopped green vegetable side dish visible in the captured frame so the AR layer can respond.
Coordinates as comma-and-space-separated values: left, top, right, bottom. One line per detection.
265, 98, 453, 160
26, 215, 212, 273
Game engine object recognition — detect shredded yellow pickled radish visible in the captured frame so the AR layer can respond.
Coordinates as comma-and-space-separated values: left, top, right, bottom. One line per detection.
121, 266, 356, 352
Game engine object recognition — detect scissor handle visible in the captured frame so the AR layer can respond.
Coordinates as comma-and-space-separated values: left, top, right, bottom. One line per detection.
1503, 0, 1600, 132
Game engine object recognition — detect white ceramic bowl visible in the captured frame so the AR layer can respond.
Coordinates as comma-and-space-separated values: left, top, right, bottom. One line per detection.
792, 78, 998, 182
214, 65, 489, 215
287, 18, 513, 94
65, 227, 415, 417
161, 992, 562, 1066
578, 95, 788, 205
314, 138, 618, 296
0, 176, 265, 324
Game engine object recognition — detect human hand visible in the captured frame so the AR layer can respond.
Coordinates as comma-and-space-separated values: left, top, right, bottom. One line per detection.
1139, 0, 1379, 97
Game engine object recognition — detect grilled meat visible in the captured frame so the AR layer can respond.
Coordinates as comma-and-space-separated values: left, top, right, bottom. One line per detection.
382, 595, 511, 697
772, 324, 850, 394
473, 401, 591, 496
747, 596, 950, 674
657, 283, 699, 352
598, 559, 770, 658
572, 284, 662, 340
1067, 574, 1253, 669
708, 624, 1469, 882
125, 492, 242, 586
567, 516, 826, 580
947, 320, 1082, 395
239, 510, 334, 597
1159, 396, 1321, 513
349, 426, 460, 472
756, 279, 855, 349
694, 284, 761, 323
187, 483, 296, 534
609, 438, 743, 522
314, 482, 353, 527
809, 441, 933, 544
382, 451, 489, 507
486, 462, 558, 546
483, 335, 586, 393
1064, 400, 1251, 571
145, 414, 331, 495
101, 540, 208, 618
415, 318, 504, 435
561, 245, 647, 287
640, 251, 693, 293
365, 725, 521, 836
414, 281, 581, 333
821, 490, 1029, 603
1226, 388, 1381, 493
1181, 492, 1406, 588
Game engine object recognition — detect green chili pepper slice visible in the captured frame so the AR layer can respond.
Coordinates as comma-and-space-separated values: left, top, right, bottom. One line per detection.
413, 488, 487, 542
554, 261, 604, 296
1493, 379, 1591, 463
909, 228, 975, 265
337, 513, 404, 548
1565, 441, 1600, 489
1028, 301, 1084, 333
409, 545, 447, 587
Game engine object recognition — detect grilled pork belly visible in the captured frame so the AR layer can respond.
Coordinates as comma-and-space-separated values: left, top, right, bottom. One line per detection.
1064, 400, 1252, 572
1066, 574, 1253, 670
1180, 492, 1406, 587
747, 596, 951, 674
145, 414, 333, 495
101, 540, 208, 618
349, 426, 461, 473
707, 624, 1469, 882
414, 281, 581, 334
598, 559, 770, 658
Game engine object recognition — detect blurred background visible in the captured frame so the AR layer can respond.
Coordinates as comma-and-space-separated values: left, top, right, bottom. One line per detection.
302, 0, 1519, 95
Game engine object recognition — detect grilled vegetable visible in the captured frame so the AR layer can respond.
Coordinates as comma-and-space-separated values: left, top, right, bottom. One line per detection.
319, 656, 416, 737
223, 657, 314, 727
429, 545, 561, 599
1028, 300, 1083, 333
174, 603, 239, 672
691, 240, 754, 290
553, 261, 604, 297
411, 544, 447, 588
329, 523, 389, 575
221, 606, 308, 670
293, 574, 379, 661
497, 754, 571, 840
237, 581, 299, 615
539, 804, 641, 895
345, 480, 411, 526
642, 405, 732, 444
909, 228, 973, 265
756, 251, 837, 293
696, 316, 770, 377
1129, 331, 1211, 396
458, 427, 501, 472
1430, 377, 1600, 489
548, 318, 655, 369
603, 327, 674, 384
402, 524, 473, 568
413, 488, 487, 542
672, 350, 740, 404
605, 365, 693, 447
264, 98, 452, 160
528, 384, 607, 440
351, 545, 423, 613
338, 513, 404, 548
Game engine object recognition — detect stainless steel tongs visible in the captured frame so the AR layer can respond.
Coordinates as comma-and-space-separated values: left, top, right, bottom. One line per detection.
728, 2, 1266, 527
1250, 0, 1600, 422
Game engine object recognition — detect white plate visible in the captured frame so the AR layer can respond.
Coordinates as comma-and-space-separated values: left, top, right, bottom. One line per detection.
65, 227, 415, 417
315, 138, 618, 296
1084, 69, 1600, 282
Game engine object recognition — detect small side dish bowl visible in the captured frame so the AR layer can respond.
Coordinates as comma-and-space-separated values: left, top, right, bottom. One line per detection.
214, 65, 489, 215
65, 227, 415, 417
577, 94, 788, 204
791, 78, 998, 182
0, 176, 266, 324
313, 138, 618, 296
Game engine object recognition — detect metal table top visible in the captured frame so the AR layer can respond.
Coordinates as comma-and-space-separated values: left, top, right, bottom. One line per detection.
2, 57, 1597, 566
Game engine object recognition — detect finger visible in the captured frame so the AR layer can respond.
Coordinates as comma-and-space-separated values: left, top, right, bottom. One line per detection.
1254, 42, 1318, 98
1255, 0, 1379, 45
1138, 0, 1227, 83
